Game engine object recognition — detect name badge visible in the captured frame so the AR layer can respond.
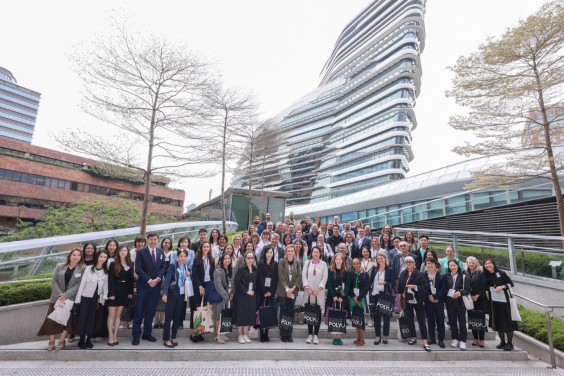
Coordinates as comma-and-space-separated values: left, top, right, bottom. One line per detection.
248, 282, 253, 292
291, 294, 295, 299
265, 278, 271, 287
124, 266, 130, 272
179, 285, 185, 294
204, 274, 211, 282
288, 274, 292, 281
75, 273, 82, 278
354, 288, 359, 296
312, 242, 317, 248
496, 272, 501, 278
165, 257, 169, 261
160, 255, 163, 260
342, 283, 345, 290
431, 287, 436, 295
447, 289, 456, 297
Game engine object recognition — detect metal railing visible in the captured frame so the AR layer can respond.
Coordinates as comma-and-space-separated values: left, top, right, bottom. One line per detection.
513, 293, 564, 369
393, 227, 564, 283
0, 221, 238, 281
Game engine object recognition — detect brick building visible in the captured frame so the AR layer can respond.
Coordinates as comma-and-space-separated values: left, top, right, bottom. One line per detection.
0, 138, 184, 227
523, 102, 564, 148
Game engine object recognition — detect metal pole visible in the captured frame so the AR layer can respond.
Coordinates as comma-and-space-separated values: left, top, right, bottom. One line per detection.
545, 310, 556, 369
453, 233, 459, 259
507, 237, 517, 275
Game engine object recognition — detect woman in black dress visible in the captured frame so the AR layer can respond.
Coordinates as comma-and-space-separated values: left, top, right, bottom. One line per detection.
155, 237, 173, 329
256, 245, 278, 342
484, 259, 519, 351
191, 241, 215, 342
75, 250, 109, 349
106, 244, 134, 346
92, 240, 117, 341
233, 250, 258, 344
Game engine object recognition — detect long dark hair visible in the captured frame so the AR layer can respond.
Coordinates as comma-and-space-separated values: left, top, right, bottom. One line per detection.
177, 236, 191, 250
219, 252, 233, 278
160, 237, 173, 252
105, 239, 119, 257
82, 242, 97, 261
447, 259, 463, 275
195, 241, 215, 265
113, 244, 134, 277
91, 250, 109, 274
484, 258, 500, 273
209, 229, 220, 245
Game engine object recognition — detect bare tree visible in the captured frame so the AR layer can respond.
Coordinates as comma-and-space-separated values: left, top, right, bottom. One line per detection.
446, 0, 564, 235
198, 82, 258, 234
52, 19, 216, 236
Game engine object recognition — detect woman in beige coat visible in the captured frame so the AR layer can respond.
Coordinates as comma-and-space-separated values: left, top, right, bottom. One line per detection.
301, 246, 328, 345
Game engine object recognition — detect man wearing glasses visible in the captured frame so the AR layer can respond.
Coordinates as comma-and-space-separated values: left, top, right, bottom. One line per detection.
392, 241, 420, 290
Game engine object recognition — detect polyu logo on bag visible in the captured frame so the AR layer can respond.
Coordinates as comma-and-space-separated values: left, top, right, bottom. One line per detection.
329, 318, 345, 329
352, 317, 362, 326
221, 319, 231, 329
280, 318, 292, 327
377, 301, 392, 312
401, 327, 411, 334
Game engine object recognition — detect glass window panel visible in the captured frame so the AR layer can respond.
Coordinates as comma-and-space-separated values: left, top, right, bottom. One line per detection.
64, 181, 71, 190
0, 169, 4, 179
36, 176, 45, 186
4, 170, 13, 180
12, 172, 21, 182
20, 173, 29, 183
51, 178, 59, 188
58, 179, 66, 188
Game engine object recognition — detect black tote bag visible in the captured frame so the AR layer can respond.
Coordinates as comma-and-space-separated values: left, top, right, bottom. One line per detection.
258, 298, 278, 329
351, 306, 365, 330
397, 312, 414, 339
327, 302, 347, 334
279, 306, 294, 331
303, 296, 321, 325
376, 291, 396, 316
467, 310, 488, 332
220, 304, 233, 333
120, 299, 135, 322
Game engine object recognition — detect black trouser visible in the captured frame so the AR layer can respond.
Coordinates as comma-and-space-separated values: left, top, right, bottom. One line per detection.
163, 294, 184, 341
405, 302, 427, 339
181, 300, 188, 324
308, 324, 320, 335
373, 310, 391, 337
278, 296, 295, 337
445, 298, 467, 342
424, 299, 445, 341
188, 296, 197, 329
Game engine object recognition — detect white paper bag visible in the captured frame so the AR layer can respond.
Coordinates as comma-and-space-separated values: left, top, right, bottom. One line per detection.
48, 299, 74, 325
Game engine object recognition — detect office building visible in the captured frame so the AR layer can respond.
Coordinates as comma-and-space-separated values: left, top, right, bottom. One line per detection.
0, 67, 41, 143
231, 0, 426, 206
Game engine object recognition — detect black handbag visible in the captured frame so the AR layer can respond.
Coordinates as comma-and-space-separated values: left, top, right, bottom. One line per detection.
376, 291, 396, 316
468, 310, 488, 332
351, 306, 365, 330
71, 303, 80, 326
397, 312, 414, 339
220, 306, 233, 333
327, 301, 347, 334
258, 298, 278, 329
279, 306, 294, 331
121, 299, 136, 322
303, 296, 321, 325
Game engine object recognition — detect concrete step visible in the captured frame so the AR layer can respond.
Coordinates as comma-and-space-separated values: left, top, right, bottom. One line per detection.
0, 338, 528, 362
117, 322, 497, 340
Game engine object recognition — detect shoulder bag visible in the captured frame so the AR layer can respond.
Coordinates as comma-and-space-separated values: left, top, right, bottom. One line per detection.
462, 274, 474, 310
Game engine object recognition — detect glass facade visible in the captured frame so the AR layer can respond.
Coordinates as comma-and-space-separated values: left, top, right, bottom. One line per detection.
0, 67, 40, 143
231, 1, 426, 206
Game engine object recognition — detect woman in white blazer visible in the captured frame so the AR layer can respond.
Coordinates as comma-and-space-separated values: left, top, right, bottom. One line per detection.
301, 246, 328, 345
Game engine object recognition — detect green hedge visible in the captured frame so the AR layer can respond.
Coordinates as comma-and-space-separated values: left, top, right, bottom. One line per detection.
0, 273, 53, 306
518, 305, 564, 352
430, 243, 564, 279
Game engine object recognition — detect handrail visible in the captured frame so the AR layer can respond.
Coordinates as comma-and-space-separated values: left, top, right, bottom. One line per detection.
396, 226, 564, 241
513, 292, 563, 369
0, 278, 50, 285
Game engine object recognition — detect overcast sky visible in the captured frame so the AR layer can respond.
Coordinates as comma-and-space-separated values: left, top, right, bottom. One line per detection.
2, 0, 548, 208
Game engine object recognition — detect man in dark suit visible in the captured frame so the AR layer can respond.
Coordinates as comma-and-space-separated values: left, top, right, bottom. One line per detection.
355, 228, 371, 250
191, 228, 208, 252
260, 213, 272, 229
269, 233, 285, 262
132, 233, 166, 345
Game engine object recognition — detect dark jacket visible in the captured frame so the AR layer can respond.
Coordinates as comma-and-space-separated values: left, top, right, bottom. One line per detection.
134, 246, 166, 290
344, 242, 360, 259
355, 237, 371, 251
257, 260, 279, 297
108, 262, 134, 299
306, 231, 320, 250
191, 257, 216, 301
348, 271, 370, 301
391, 252, 420, 277
162, 262, 189, 296
398, 268, 427, 306
235, 265, 258, 294
326, 269, 350, 301
328, 235, 345, 254
468, 269, 489, 313
424, 269, 446, 302
191, 241, 201, 252
444, 271, 471, 307
369, 265, 396, 295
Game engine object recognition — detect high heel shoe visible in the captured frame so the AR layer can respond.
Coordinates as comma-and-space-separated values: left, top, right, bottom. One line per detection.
382, 337, 388, 344
46, 341, 55, 351
55, 340, 65, 351
374, 338, 381, 345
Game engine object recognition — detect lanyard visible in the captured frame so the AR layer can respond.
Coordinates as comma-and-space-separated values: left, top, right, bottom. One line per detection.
204, 258, 210, 275
178, 264, 185, 284
362, 260, 369, 270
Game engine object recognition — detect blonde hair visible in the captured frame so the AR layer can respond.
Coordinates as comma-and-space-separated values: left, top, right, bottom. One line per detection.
330, 253, 347, 273
465, 256, 482, 272
376, 252, 389, 267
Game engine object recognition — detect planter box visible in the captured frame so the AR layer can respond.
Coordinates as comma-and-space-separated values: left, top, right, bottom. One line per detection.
0, 300, 49, 345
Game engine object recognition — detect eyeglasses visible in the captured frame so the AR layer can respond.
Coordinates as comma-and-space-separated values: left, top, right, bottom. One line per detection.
246, 257, 254, 260
406, 261, 415, 264
399, 245, 407, 248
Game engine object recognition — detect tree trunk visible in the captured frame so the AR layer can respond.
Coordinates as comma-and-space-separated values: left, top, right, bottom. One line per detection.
140, 102, 159, 237
534, 64, 564, 236
259, 153, 266, 220
220, 116, 227, 235
248, 142, 253, 229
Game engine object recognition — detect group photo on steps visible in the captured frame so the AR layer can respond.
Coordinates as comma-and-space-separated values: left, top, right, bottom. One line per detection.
38, 214, 521, 353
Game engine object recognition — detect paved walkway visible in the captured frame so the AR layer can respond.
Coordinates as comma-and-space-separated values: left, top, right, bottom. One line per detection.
0, 360, 561, 375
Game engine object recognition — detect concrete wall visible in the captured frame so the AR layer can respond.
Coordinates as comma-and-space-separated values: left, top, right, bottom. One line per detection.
0, 300, 49, 345
513, 276, 564, 319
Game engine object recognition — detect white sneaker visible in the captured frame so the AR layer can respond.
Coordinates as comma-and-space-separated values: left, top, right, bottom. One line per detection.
313, 335, 319, 345
243, 335, 251, 343
459, 341, 466, 350
238, 335, 245, 344
306, 335, 313, 344
451, 339, 459, 348
215, 336, 225, 344
368, 320, 374, 327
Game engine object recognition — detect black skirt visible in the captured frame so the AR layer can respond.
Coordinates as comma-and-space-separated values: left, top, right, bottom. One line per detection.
233, 291, 256, 327
75, 289, 105, 336
107, 281, 130, 307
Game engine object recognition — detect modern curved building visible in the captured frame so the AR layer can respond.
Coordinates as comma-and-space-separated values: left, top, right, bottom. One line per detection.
232, 0, 426, 206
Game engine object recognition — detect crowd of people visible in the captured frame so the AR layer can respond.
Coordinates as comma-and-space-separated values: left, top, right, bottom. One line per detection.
38, 212, 519, 352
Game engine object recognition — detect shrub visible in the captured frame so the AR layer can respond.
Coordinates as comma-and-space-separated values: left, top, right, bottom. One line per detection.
518, 305, 564, 352
0, 280, 51, 306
